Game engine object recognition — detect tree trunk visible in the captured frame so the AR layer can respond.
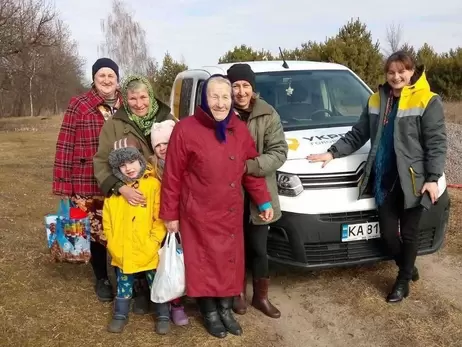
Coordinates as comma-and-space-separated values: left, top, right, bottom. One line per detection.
29, 56, 36, 117
54, 89, 58, 114
29, 75, 33, 117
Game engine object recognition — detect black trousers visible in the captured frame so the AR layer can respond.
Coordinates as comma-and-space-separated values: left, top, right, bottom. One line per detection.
90, 241, 108, 280
378, 182, 423, 281
243, 195, 270, 279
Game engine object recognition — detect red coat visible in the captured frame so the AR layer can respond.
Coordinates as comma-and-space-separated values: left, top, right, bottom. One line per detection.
53, 88, 121, 197
160, 107, 271, 297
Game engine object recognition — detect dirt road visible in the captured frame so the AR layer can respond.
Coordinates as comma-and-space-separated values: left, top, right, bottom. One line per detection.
255, 254, 462, 347
1, 117, 461, 347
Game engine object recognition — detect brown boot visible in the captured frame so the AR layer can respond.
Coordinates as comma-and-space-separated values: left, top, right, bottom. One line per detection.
232, 277, 247, 315
251, 278, 281, 318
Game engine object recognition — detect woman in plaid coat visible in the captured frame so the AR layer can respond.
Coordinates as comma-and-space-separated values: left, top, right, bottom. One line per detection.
53, 58, 122, 302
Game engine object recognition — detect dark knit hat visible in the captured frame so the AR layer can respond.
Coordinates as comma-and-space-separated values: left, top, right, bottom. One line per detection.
108, 137, 146, 182
92, 58, 119, 81
227, 63, 256, 90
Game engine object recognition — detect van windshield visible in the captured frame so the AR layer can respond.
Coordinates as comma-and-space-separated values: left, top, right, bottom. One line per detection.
254, 70, 372, 131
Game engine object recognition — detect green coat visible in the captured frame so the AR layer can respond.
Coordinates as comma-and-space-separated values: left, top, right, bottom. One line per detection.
241, 98, 288, 225
93, 99, 173, 196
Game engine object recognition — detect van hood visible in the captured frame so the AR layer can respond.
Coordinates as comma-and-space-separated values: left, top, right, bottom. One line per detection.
285, 126, 370, 159
281, 126, 370, 174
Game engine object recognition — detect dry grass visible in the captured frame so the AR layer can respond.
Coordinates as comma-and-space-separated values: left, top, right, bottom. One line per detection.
305, 265, 462, 347
0, 121, 278, 347
0, 114, 62, 132
444, 101, 462, 124
1, 114, 462, 347
446, 190, 462, 256
272, 236, 462, 347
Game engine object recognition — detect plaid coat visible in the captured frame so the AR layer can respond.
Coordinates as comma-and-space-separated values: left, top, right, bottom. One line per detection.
53, 88, 122, 197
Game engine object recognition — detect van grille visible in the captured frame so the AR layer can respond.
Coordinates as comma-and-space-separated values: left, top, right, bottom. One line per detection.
267, 227, 436, 265
303, 239, 384, 264
319, 210, 378, 223
299, 162, 365, 189
301, 229, 435, 264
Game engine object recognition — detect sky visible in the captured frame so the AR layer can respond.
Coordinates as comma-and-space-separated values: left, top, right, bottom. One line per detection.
55, 0, 462, 82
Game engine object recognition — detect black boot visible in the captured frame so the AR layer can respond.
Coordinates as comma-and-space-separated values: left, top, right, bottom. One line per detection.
395, 257, 420, 282
398, 260, 419, 281
95, 278, 114, 302
107, 297, 130, 333
198, 297, 227, 338
395, 255, 419, 282
386, 279, 410, 303
218, 297, 243, 336
132, 276, 151, 315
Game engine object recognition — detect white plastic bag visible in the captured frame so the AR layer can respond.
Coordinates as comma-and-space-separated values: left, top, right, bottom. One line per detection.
150, 233, 186, 303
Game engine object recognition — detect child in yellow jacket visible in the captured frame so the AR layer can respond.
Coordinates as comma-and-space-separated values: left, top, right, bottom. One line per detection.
103, 137, 167, 334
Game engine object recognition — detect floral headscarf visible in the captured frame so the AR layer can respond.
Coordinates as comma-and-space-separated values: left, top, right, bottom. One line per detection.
121, 75, 159, 136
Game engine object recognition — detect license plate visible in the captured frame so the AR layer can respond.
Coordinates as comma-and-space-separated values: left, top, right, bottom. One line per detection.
341, 222, 380, 242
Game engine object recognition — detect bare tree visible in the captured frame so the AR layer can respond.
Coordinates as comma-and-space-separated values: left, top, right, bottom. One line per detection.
16, 0, 56, 116
42, 19, 85, 114
98, 0, 151, 76
384, 23, 403, 55
4, 0, 55, 57
0, 0, 85, 118
27, 50, 38, 116
0, 0, 21, 58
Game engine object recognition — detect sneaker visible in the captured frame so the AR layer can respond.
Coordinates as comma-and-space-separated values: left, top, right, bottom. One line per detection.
171, 305, 189, 326
95, 278, 114, 302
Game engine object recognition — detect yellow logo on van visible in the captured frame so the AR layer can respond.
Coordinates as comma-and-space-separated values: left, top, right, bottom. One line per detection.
286, 138, 299, 151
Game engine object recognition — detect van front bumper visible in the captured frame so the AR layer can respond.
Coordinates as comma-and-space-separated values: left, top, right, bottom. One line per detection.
267, 189, 451, 269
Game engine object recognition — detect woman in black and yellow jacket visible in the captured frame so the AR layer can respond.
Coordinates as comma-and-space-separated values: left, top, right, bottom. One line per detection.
307, 51, 447, 303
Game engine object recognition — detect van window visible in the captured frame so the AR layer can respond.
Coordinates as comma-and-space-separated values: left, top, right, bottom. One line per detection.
328, 75, 366, 117
179, 78, 194, 119
195, 80, 205, 107
171, 77, 183, 119
255, 70, 371, 131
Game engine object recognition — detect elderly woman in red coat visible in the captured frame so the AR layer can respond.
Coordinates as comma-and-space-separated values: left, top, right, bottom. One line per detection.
159, 75, 273, 339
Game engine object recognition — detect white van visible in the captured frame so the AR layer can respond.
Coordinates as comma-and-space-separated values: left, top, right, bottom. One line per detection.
169, 60, 451, 269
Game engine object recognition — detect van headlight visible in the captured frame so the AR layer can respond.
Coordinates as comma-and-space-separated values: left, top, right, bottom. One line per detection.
277, 172, 303, 197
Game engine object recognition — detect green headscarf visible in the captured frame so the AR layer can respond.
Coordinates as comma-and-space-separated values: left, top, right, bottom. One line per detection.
121, 75, 159, 136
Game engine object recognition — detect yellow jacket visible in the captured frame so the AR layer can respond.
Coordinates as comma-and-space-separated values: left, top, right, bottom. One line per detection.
103, 165, 167, 274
